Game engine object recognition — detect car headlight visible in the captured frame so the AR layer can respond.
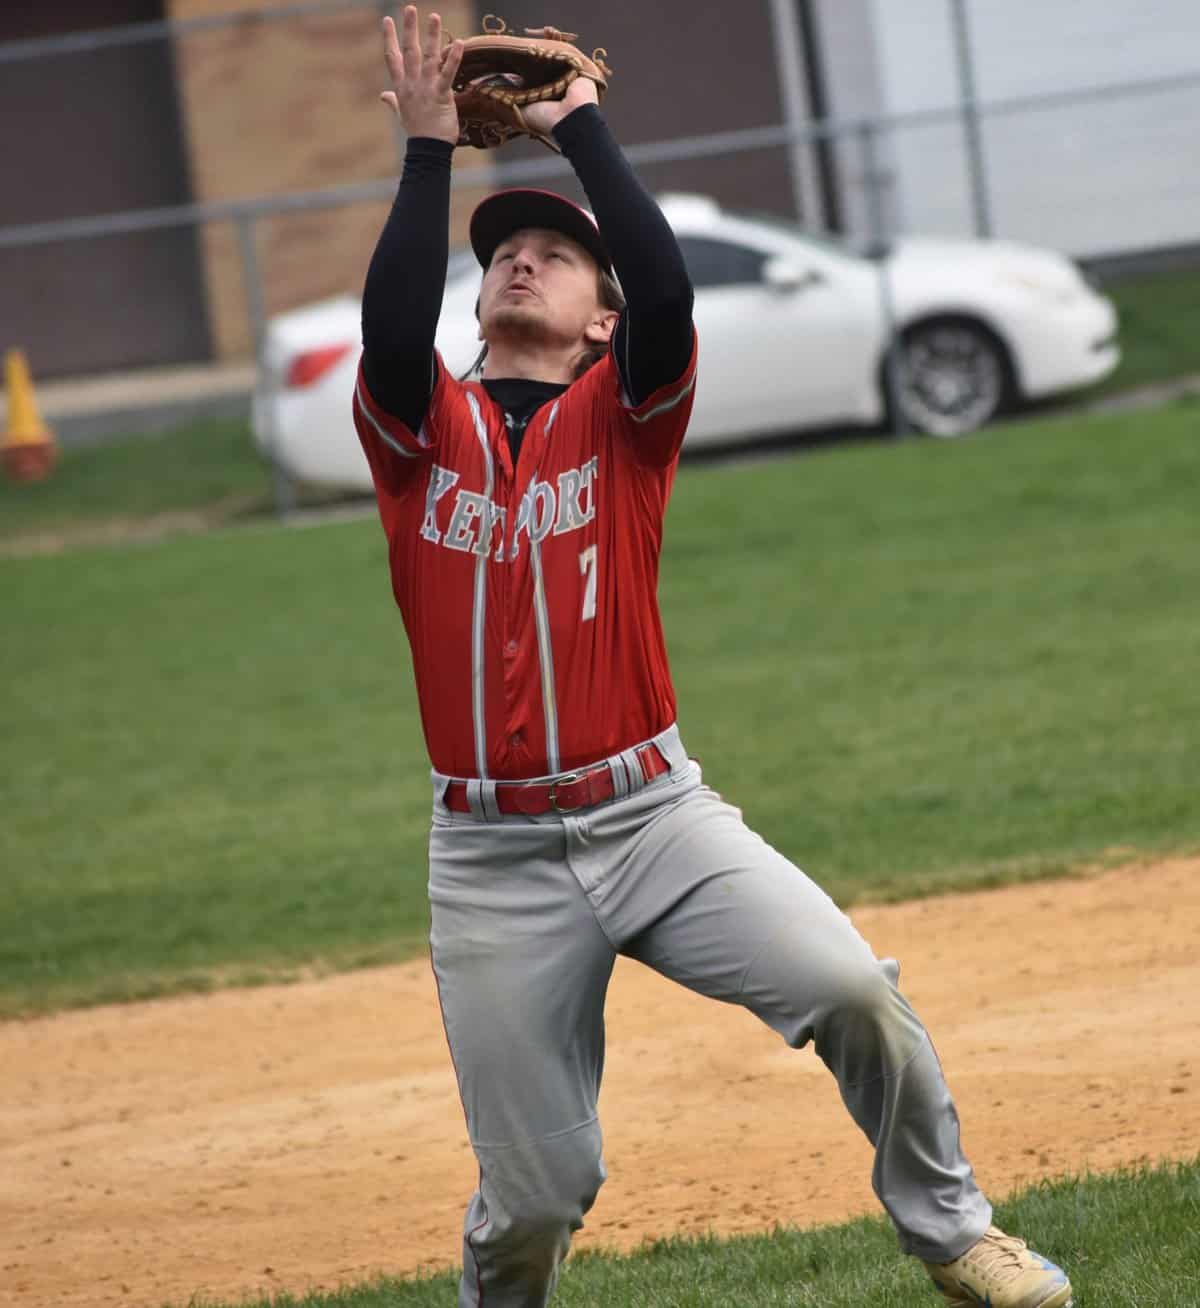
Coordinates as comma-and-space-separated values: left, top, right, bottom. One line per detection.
997, 272, 1084, 304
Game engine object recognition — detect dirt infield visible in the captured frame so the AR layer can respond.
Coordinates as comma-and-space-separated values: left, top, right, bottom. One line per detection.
4, 857, 1197, 1308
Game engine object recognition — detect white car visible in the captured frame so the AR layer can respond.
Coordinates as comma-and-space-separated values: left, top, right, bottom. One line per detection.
252, 192, 1119, 489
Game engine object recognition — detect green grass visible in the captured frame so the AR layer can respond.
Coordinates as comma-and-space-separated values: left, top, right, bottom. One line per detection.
178, 1158, 1200, 1307
0, 417, 268, 541
1094, 265, 1200, 397
2, 398, 1199, 1016
663, 397, 1200, 899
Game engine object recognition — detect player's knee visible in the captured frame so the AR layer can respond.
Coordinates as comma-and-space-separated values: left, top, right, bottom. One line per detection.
481, 1125, 606, 1243
517, 1165, 602, 1234
830, 956, 900, 1020
772, 939, 898, 1023
816, 957, 925, 1074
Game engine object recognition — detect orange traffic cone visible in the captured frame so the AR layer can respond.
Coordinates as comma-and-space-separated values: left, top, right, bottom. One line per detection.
3, 349, 59, 482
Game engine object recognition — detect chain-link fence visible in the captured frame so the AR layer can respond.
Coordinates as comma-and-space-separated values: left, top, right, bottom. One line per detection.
2, 0, 1197, 500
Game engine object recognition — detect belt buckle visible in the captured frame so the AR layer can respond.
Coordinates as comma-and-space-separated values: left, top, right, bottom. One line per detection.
547, 770, 585, 813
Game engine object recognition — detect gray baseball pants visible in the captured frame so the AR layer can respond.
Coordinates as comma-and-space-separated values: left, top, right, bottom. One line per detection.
428, 724, 992, 1307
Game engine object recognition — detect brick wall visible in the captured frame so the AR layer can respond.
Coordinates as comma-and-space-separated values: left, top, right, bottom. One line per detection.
168, 0, 489, 359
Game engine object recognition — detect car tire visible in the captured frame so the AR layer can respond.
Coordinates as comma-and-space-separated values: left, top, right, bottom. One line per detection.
883, 318, 1014, 437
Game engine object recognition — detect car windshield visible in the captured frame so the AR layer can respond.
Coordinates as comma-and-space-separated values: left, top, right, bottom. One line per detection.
730, 211, 870, 261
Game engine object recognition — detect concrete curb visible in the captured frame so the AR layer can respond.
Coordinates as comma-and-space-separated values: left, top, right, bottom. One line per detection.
0, 361, 257, 447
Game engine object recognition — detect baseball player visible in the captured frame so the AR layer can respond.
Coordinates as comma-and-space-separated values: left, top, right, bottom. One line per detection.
354, 9, 1074, 1308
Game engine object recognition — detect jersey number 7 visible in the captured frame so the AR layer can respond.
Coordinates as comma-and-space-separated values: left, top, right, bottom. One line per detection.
579, 545, 598, 622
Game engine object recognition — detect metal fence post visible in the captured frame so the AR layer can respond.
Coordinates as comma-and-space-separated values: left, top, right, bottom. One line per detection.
859, 122, 906, 438
949, 0, 994, 239
766, 0, 821, 225
236, 213, 296, 518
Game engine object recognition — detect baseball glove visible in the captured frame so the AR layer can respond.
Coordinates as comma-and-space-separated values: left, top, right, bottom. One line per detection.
452, 14, 612, 153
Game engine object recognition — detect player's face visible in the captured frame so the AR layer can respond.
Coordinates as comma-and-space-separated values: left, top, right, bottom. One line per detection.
479, 228, 615, 352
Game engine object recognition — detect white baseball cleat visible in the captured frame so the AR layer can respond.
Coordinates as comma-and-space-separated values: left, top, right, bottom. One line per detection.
922, 1224, 1074, 1308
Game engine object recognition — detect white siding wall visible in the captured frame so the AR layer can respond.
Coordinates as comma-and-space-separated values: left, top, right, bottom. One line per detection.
867, 0, 1200, 255
810, 0, 895, 237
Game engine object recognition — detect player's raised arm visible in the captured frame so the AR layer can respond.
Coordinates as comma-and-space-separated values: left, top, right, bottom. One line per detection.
522, 85, 695, 408
359, 7, 464, 432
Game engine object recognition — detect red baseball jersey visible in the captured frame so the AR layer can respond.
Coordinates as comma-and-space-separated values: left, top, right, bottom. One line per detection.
353, 337, 698, 780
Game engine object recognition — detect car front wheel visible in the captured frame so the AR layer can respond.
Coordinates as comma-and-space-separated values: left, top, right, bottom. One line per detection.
889, 320, 1011, 437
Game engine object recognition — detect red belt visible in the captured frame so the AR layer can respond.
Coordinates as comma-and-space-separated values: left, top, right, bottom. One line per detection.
443, 743, 671, 817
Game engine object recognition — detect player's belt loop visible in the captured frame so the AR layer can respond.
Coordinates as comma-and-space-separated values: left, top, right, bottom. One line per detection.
651, 723, 683, 773
465, 779, 500, 820
480, 780, 501, 821
614, 746, 641, 797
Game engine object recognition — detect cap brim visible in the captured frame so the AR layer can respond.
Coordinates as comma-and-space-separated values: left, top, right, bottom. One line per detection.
470, 189, 613, 274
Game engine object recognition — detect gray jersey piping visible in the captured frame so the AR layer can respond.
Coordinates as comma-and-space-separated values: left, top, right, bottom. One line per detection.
355, 379, 424, 457
531, 400, 561, 772
529, 510, 561, 775
627, 373, 696, 424
465, 392, 495, 778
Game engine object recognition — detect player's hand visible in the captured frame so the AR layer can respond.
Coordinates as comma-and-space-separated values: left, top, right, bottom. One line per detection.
380, 6, 464, 145
520, 74, 599, 140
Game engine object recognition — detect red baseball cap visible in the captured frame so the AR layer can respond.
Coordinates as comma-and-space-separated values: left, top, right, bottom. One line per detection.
469, 189, 613, 274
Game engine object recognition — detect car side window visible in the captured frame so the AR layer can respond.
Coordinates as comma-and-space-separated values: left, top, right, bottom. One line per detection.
677, 236, 769, 289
